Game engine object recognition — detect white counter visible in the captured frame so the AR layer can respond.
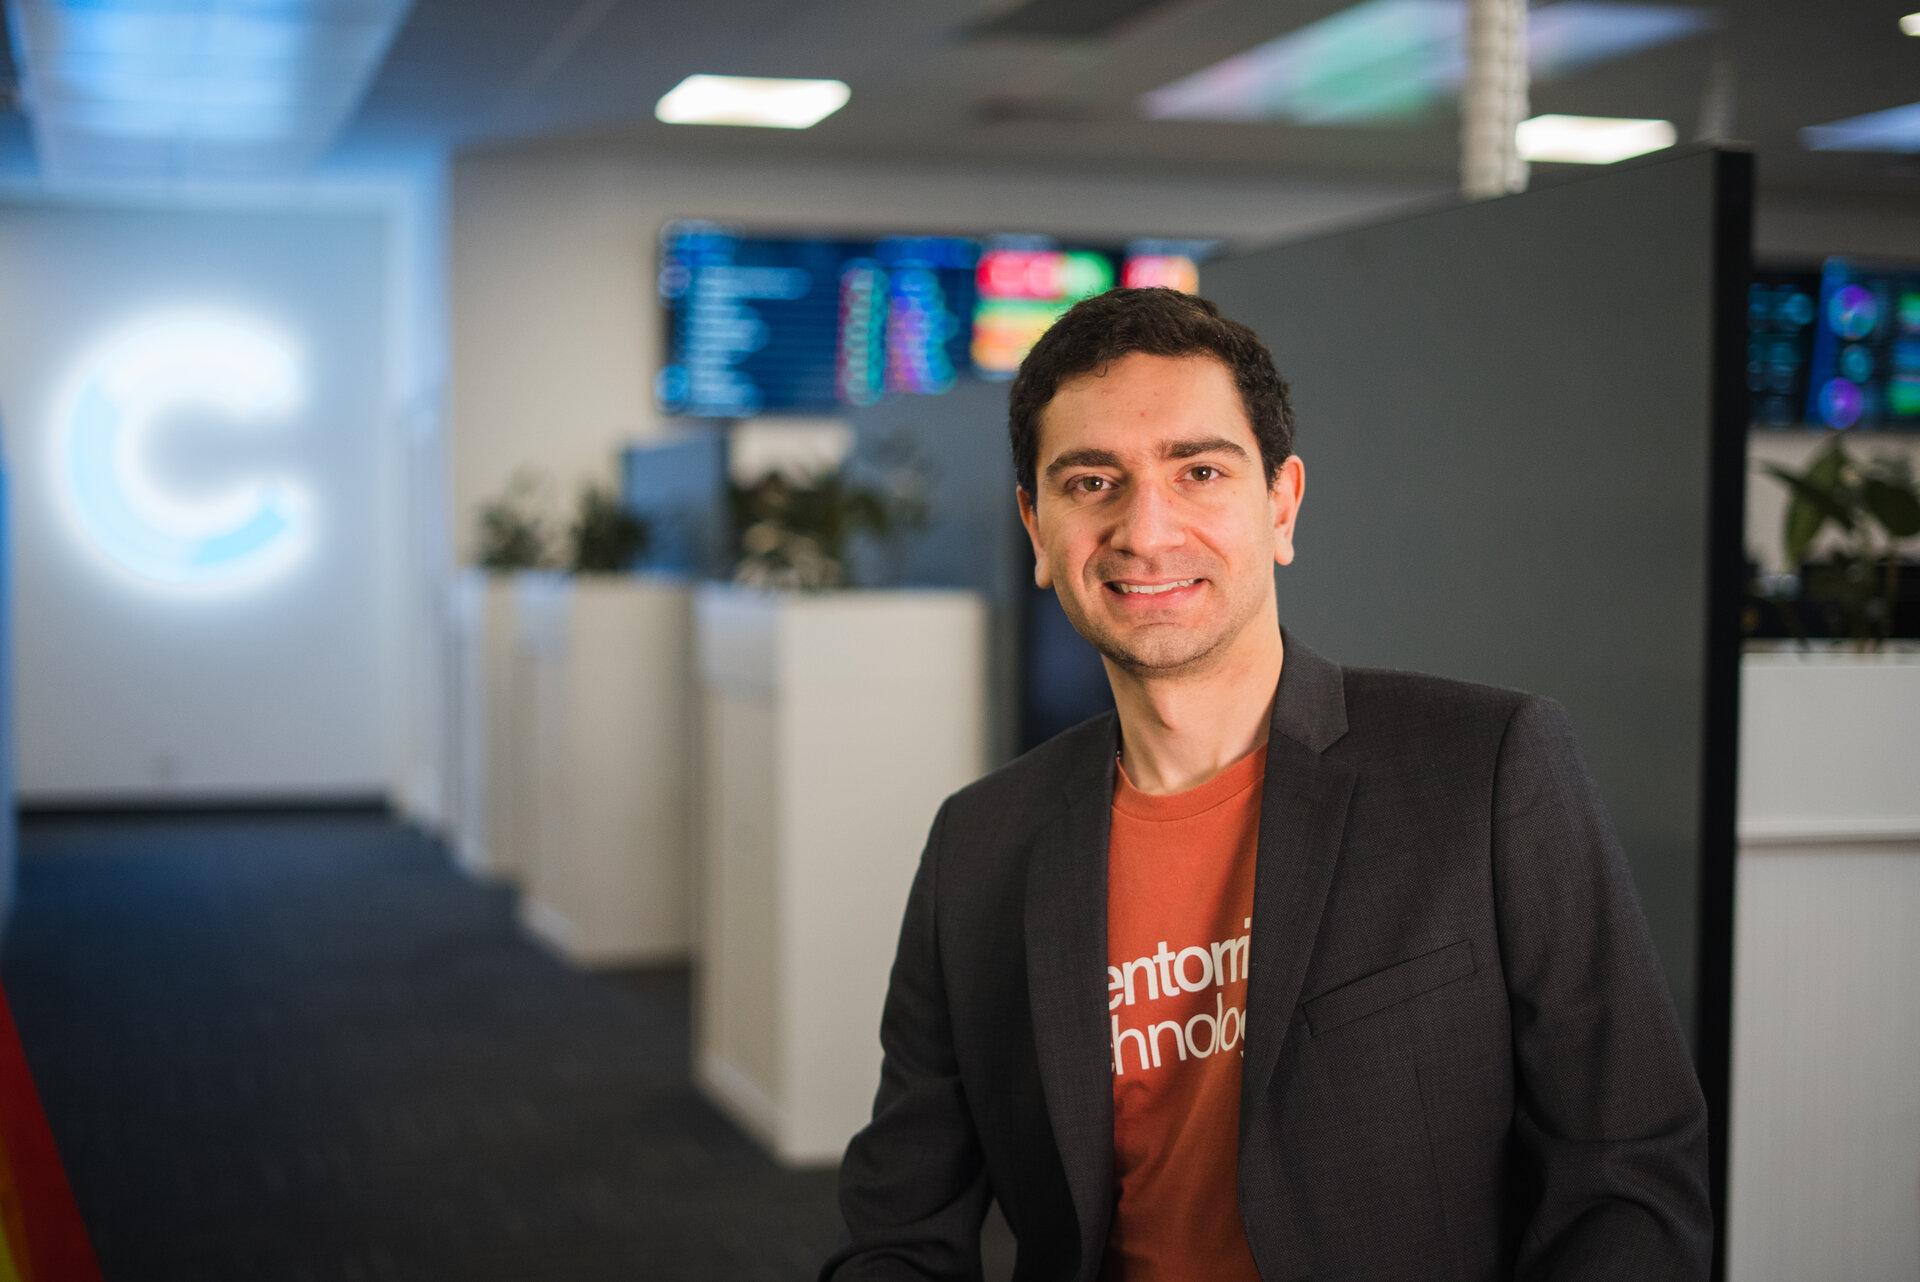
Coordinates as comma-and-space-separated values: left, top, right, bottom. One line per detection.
511, 573, 698, 966
693, 584, 988, 1164
1729, 644, 1920, 1281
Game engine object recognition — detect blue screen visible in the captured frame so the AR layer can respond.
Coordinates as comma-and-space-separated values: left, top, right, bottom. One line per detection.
657, 224, 978, 417
1804, 258, 1920, 431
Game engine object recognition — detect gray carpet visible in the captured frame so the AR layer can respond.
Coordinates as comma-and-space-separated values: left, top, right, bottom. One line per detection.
1, 810, 1013, 1281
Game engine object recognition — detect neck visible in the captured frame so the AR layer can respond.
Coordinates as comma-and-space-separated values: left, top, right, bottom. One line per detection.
1108, 617, 1284, 796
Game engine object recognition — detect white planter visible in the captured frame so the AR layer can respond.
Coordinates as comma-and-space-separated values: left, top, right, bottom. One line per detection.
1728, 646, 1920, 1281
1737, 643, 1920, 843
513, 573, 697, 967
447, 569, 535, 882
693, 584, 988, 1165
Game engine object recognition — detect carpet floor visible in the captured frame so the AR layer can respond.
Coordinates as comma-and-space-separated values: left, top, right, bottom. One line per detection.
1, 810, 1015, 1281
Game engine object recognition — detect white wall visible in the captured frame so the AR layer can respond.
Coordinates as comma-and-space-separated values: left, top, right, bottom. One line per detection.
379, 164, 457, 830
446, 140, 1436, 562
0, 196, 398, 800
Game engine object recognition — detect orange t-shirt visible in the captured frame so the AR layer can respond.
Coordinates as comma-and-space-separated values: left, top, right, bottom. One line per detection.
1101, 738, 1265, 1282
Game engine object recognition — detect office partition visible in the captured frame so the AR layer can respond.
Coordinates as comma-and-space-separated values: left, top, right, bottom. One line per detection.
1202, 144, 1748, 1252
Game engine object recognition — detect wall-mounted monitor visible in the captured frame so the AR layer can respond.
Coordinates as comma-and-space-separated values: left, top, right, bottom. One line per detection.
656, 225, 978, 418
1804, 258, 1920, 431
656, 221, 1211, 418
1748, 266, 1820, 428
968, 236, 1207, 378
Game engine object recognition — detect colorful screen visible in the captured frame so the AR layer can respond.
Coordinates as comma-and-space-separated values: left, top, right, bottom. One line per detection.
657, 225, 977, 417
1804, 259, 1920, 431
1748, 268, 1820, 428
658, 223, 1209, 416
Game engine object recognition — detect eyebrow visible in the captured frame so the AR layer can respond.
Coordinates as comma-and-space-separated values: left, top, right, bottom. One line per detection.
1043, 436, 1252, 481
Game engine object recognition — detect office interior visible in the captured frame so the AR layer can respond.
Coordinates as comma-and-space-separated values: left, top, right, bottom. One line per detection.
0, 1, 1916, 1279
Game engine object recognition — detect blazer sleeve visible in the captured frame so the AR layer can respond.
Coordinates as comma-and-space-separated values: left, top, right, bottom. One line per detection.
1490, 695, 1715, 1280
818, 798, 994, 1282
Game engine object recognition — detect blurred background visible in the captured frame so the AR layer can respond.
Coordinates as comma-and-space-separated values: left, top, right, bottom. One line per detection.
0, 1, 1916, 1279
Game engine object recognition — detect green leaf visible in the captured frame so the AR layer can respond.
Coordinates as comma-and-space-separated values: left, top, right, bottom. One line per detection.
1863, 476, 1920, 538
1808, 437, 1850, 487
1765, 465, 1852, 565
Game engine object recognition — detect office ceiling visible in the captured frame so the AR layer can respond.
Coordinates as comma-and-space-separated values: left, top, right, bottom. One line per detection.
2, 0, 1917, 197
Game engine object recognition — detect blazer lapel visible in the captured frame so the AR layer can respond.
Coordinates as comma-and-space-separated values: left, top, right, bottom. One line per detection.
1240, 625, 1358, 1119
1025, 712, 1119, 1281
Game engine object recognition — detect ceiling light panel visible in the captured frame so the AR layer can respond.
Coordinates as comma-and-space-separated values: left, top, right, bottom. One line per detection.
3, 0, 413, 182
1516, 113, 1676, 163
1802, 101, 1920, 153
654, 75, 850, 129
1140, 0, 1714, 125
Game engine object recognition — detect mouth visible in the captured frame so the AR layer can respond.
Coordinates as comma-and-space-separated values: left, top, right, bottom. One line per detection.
1104, 577, 1205, 604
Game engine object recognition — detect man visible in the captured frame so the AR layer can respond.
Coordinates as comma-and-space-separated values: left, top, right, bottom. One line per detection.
819, 287, 1712, 1281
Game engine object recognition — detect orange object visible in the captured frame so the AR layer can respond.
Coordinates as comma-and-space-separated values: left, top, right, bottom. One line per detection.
1102, 740, 1266, 1281
0, 989, 102, 1282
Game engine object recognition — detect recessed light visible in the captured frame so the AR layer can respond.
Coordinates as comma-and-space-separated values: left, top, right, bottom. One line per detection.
1900, 12, 1920, 35
1515, 114, 1677, 163
655, 75, 850, 129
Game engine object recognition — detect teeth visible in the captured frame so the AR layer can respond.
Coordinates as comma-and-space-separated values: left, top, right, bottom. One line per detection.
1115, 579, 1198, 595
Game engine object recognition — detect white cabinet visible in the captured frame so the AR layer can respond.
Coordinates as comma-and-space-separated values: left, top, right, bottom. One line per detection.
447, 569, 532, 882
693, 585, 988, 1164
512, 573, 698, 966
1728, 645, 1920, 1282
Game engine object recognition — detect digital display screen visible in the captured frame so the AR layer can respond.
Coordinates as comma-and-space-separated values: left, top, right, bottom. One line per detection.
1749, 268, 1820, 428
657, 223, 1210, 417
656, 226, 978, 417
1804, 258, 1920, 431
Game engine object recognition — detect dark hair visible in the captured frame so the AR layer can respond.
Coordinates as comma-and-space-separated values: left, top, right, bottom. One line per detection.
1007, 286, 1295, 499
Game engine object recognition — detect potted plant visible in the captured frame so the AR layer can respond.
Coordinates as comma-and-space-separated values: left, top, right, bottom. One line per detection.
1749, 437, 1920, 652
453, 466, 561, 882
725, 449, 928, 592
565, 482, 650, 574
475, 467, 559, 571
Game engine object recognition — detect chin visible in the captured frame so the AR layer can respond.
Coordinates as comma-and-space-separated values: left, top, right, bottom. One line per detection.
1096, 631, 1229, 676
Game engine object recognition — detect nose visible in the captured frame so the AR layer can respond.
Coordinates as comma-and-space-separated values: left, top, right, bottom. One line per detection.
1107, 476, 1186, 559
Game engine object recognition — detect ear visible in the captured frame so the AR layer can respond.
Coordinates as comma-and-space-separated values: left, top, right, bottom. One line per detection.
1269, 454, 1305, 567
1016, 485, 1053, 589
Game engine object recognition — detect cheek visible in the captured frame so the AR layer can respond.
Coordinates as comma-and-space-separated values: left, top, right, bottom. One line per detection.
1048, 527, 1097, 575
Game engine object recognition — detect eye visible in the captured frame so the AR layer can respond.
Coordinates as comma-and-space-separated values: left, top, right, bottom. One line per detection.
1069, 475, 1113, 494
1189, 464, 1221, 482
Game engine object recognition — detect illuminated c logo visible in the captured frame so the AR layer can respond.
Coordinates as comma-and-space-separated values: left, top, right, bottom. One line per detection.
49, 309, 314, 596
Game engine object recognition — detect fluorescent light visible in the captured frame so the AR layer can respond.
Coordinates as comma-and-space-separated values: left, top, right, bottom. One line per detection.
7, 0, 410, 181
1900, 12, 1920, 35
1802, 101, 1920, 152
1140, 0, 1713, 125
1516, 114, 1676, 163
655, 75, 850, 129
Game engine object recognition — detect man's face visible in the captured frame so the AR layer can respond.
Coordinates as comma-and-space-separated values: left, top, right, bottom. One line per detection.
1017, 352, 1305, 678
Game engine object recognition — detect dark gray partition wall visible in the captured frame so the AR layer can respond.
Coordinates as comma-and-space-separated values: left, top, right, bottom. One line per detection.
621, 431, 733, 579
1205, 145, 1747, 1247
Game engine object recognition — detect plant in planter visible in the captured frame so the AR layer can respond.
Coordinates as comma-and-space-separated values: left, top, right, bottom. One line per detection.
566, 483, 651, 574
476, 467, 559, 571
727, 447, 928, 592
1754, 437, 1920, 651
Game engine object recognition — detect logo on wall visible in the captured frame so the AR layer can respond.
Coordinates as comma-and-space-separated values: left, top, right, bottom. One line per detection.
48, 308, 314, 595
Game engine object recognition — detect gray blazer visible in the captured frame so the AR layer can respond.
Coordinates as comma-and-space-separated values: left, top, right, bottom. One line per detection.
821, 624, 1713, 1281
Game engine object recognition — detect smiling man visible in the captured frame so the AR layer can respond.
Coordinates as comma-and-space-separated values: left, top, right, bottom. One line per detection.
820, 287, 1713, 1281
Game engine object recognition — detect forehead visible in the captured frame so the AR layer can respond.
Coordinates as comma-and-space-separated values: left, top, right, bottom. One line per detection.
1036, 351, 1252, 459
